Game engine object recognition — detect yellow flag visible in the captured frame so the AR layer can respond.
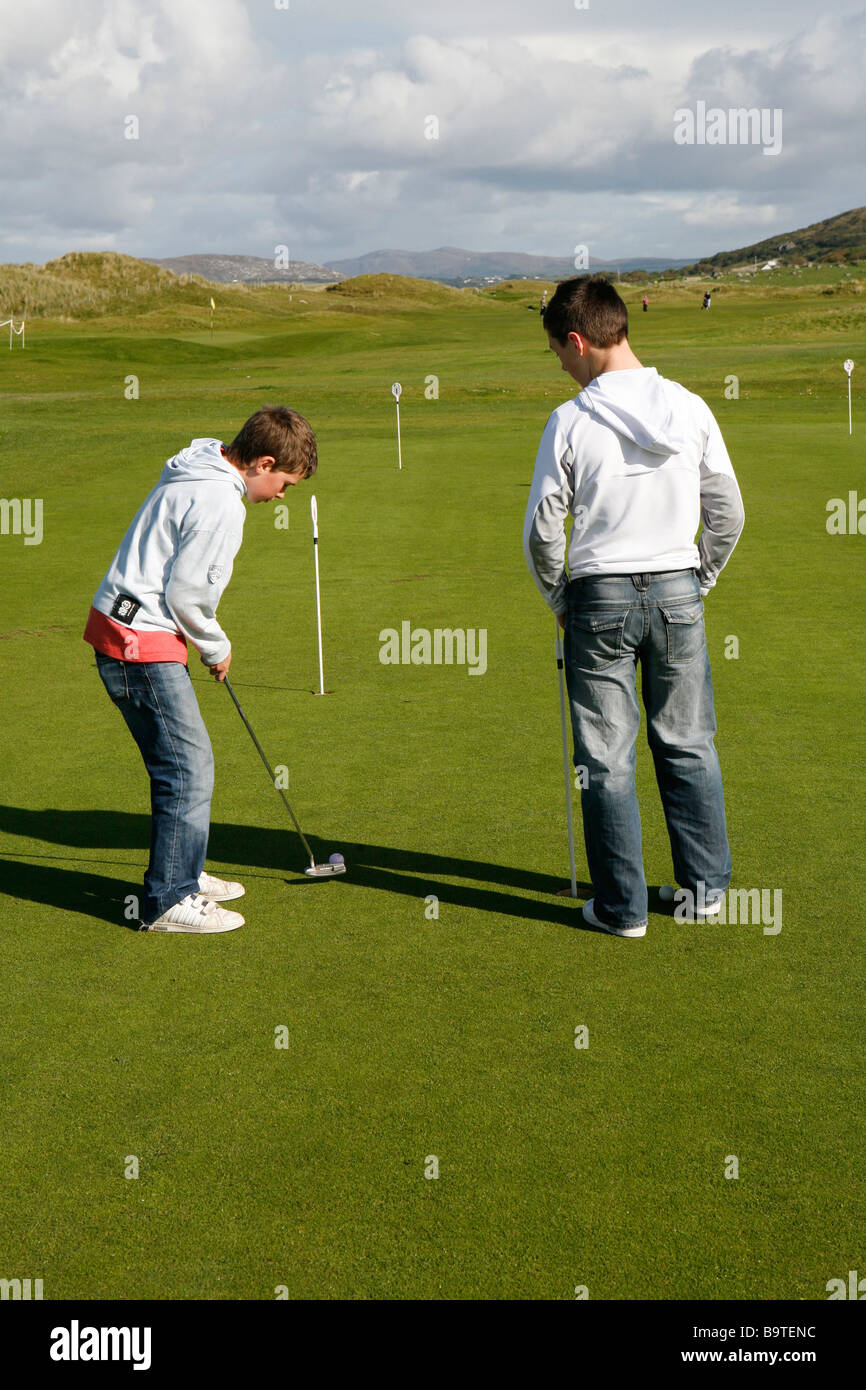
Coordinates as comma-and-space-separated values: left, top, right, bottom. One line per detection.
209, 297, 216, 310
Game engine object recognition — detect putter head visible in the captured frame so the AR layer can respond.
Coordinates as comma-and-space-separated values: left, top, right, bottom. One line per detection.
304, 861, 347, 878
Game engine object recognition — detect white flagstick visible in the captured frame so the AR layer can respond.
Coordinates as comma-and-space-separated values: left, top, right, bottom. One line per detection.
392, 382, 402, 469
555, 621, 578, 898
2, 315, 26, 347
311, 495, 325, 695
844, 359, 854, 435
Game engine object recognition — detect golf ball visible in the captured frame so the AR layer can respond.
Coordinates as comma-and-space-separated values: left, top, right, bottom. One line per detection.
329, 853, 345, 866
659, 884, 675, 903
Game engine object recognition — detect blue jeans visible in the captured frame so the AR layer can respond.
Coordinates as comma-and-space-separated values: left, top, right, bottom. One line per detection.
564, 570, 731, 929
95, 655, 214, 925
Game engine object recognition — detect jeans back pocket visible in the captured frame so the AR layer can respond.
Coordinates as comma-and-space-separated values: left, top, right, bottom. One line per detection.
95, 652, 130, 701
658, 600, 705, 664
568, 609, 629, 670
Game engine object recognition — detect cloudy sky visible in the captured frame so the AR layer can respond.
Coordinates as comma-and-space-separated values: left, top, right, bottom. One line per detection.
0, 0, 863, 266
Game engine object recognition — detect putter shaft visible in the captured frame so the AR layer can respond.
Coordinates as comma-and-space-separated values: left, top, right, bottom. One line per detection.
223, 678, 316, 866
555, 624, 578, 898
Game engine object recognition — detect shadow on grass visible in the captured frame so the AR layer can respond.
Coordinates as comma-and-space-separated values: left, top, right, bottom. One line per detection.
0, 805, 603, 933
0, 858, 139, 928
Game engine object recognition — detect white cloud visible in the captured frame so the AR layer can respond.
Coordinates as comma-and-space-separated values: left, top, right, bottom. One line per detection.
0, 0, 861, 264
678, 195, 780, 228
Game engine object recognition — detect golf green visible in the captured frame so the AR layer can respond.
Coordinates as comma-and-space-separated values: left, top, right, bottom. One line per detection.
0, 271, 863, 1299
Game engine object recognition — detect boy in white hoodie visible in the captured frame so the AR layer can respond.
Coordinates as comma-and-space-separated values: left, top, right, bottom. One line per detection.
84, 405, 317, 934
524, 277, 744, 938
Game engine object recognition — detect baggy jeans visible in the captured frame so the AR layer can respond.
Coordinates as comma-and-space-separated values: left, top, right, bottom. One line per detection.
95, 654, 214, 925
564, 569, 732, 930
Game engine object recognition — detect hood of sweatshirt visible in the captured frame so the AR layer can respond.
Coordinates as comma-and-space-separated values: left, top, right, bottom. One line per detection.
158, 437, 247, 493
576, 367, 689, 457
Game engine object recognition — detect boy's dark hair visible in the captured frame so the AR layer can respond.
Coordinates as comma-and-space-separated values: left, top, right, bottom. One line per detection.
226, 405, 318, 477
542, 275, 629, 349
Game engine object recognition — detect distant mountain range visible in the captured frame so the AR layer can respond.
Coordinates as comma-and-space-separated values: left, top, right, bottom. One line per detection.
145, 253, 342, 284
147, 247, 692, 287
145, 209, 866, 289
326, 246, 693, 283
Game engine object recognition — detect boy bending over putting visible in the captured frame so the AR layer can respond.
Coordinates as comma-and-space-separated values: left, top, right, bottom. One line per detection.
84, 406, 317, 934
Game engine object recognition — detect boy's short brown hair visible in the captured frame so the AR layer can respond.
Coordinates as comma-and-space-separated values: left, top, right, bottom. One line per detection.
542, 275, 629, 349
226, 405, 318, 477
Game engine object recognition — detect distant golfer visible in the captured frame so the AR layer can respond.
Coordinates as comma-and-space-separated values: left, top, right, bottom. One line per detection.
524, 276, 744, 937
642, 295, 649, 312
702, 290, 712, 310
83, 406, 317, 934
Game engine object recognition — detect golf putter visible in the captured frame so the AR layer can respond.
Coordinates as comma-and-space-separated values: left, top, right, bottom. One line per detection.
223, 678, 346, 878
555, 622, 578, 898
311, 495, 326, 695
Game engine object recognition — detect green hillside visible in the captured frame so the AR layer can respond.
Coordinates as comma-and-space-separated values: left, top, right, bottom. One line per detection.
683, 205, 866, 274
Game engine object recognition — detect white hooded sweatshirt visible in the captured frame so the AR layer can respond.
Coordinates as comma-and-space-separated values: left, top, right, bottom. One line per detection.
89, 438, 246, 666
523, 367, 744, 614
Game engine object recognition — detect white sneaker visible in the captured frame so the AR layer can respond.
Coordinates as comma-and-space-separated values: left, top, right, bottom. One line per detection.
660, 885, 723, 920
582, 898, 647, 938
144, 893, 244, 934
198, 870, 245, 902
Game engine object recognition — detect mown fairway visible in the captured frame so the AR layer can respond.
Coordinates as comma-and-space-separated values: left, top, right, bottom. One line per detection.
0, 272, 863, 1299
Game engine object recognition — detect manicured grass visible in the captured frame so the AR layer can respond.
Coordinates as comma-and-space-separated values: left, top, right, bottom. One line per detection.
0, 275, 863, 1299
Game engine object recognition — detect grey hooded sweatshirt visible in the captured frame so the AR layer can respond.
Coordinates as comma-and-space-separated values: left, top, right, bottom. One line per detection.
90, 438, 246, 666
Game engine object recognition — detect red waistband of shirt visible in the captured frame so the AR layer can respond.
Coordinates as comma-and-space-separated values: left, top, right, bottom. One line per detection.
83, 607, 188, 664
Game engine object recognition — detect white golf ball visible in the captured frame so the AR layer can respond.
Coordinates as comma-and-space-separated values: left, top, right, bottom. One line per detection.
329, 853, 344, 866
659, 884, 675, 903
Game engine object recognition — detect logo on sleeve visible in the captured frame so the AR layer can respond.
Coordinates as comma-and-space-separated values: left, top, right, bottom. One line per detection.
110, 594, 141, 624
207, 564, 225, 585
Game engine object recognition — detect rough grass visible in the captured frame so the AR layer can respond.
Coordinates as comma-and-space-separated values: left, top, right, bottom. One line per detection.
4, 249, 865, 328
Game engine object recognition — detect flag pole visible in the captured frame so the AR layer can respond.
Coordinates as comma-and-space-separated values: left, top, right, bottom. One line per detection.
844, 359, 854, 435
392, 383, 403, 469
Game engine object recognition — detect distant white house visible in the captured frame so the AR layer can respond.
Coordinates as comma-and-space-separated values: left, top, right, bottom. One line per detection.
762, 259, 780, 270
